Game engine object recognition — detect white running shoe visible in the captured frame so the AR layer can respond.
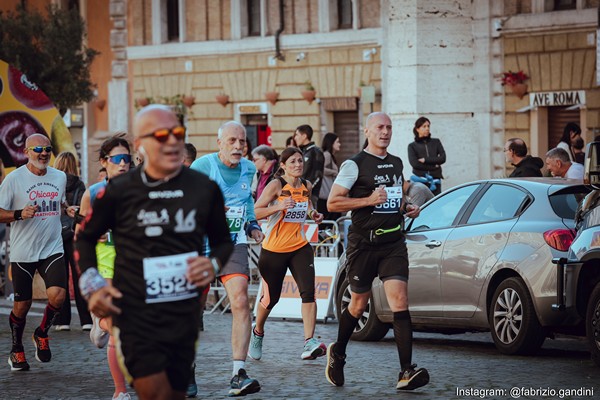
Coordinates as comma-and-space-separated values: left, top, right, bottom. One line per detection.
82, 324, 93, 331
54, 325, 71, 331
301, 338, 327, 360
247, 325, 263, 360
90, 314, 109, 349
112, 392, 131, 400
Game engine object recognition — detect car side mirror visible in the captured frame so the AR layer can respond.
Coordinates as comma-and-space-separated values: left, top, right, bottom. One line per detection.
584, 142, 600, 189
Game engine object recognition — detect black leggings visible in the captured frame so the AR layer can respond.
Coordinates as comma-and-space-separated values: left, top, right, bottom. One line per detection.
258, 243, 315, 309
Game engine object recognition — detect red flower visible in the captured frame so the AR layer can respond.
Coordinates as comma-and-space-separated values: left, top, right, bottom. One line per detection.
501, 70, 529, 86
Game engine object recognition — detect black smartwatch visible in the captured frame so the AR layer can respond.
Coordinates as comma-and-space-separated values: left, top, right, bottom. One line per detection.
14, 209, 23, 221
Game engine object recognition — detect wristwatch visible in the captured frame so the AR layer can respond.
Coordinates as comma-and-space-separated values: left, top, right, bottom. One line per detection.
13, 210, 23, 221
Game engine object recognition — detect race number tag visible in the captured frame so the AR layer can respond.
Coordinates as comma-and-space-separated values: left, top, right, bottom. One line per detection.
226, 206, 245, 233
283, 201, 308, 223
143, 251, 199, 303
374, 186, 403, 214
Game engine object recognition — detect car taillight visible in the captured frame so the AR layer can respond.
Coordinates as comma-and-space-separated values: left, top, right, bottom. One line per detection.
543, 229, 576, 251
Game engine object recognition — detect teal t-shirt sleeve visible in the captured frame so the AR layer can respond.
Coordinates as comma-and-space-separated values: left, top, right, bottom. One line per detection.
190, 156, 212, 177
245, 161, 257, 222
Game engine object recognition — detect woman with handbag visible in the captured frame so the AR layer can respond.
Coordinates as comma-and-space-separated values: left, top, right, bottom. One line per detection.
53, 151, 91, 331
317, 132, 341, 221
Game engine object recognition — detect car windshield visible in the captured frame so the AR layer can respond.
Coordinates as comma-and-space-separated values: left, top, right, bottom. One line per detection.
549, 191, 588, 219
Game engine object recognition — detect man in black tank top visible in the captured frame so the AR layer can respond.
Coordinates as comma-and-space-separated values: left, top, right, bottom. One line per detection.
76, 105, 233, 399
324, 112, 430, 391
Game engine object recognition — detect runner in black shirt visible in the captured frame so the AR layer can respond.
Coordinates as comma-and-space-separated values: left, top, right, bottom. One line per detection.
76, 105, 233, 400
325, 112, 429, 392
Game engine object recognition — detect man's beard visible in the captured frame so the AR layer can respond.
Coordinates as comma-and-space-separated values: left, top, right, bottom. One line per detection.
30, 159, 48, 170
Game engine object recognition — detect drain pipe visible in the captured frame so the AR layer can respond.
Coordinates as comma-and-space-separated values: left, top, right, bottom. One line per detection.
274, 0, 285, 60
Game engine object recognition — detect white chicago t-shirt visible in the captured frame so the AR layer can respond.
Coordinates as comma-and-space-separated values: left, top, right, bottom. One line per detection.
0, 165, 66, 262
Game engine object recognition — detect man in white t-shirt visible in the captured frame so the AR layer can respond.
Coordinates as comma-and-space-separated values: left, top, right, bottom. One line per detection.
545, 147, 584, 180
0, 133, 77, 371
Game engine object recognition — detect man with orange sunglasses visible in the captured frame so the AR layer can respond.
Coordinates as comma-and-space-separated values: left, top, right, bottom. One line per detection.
76, 105, 233, 400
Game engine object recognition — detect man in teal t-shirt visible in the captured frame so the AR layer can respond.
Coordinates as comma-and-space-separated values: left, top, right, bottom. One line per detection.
190, 121, 263, 397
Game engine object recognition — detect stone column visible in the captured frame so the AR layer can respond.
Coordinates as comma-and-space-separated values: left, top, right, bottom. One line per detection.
381, 0, 496, 188
109, 0, 129, 132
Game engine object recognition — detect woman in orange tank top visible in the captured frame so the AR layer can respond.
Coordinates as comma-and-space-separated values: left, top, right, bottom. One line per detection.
249, 147, 328, 361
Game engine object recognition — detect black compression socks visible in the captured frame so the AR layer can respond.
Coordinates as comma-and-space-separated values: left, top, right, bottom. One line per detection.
335, 308, 359, 356
393, 310, 413, 370
39, 303, 61, 335
9, 312, 26, 348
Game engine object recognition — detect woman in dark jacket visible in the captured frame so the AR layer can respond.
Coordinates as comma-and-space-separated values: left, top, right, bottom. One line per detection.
52, 151, 91, 331
407, 117, 446, 195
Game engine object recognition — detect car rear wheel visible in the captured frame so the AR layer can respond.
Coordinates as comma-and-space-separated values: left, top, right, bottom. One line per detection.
336, 277, 389, 341
489, 277, 545, 355
586, 282, 600, 367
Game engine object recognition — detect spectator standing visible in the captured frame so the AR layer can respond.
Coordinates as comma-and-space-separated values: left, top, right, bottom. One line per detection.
285, 136, 296, 148
505, 138, 543, 177
52, 151, 91, 332
251, 144, 278, 200
183, 143, 197, 167
557, 122, 581, 162
317, 133, 342, 221
572, 136, 585, 165
407, 117, 446, 195
294, 124, 324, 206
545, 147, 584, 180
0, 133, 78, 371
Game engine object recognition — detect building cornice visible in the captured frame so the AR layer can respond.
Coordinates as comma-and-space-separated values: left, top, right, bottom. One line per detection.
127, 28, 382, 60
501, 8, 597, 35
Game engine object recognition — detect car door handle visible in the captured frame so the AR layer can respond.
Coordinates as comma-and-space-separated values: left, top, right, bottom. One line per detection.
425, 240, 442, 248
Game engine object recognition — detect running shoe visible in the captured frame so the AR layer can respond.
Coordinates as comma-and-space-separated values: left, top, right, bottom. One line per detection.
8, 347, 30, 371
82, 324, 93, 331
325, 342, 345, 387
247, 325, 263, 360
229, 368, 260, 397
32, 327, 51, 362
112, 393, 131, 400
54, 325, 71, 331
396, 364, 430, 390
186, 362, 198, 398
90, 314, 109, 349
301, 338, 327, 360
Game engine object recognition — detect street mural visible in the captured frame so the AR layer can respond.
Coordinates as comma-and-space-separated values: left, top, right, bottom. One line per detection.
0, 59, 76, 174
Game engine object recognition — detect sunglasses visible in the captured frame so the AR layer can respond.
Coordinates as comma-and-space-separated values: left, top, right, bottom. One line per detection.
105, 154, 132, 164
27, 146, 52, 153
140, 126, 186, 143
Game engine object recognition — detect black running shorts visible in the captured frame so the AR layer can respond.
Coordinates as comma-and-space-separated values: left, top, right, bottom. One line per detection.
344, 231, 409, 294
113, 304, 199, 392
11, 253, 66, 301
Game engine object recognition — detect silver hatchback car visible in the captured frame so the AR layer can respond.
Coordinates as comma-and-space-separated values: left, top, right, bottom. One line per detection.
334, 178, 589, 355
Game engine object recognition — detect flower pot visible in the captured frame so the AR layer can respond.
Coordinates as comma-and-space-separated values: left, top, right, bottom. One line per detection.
183, 95, 195, 108
136, 97, 150, 108
216, 94, 229, 107
301, 90, 316, 104
510, 83, 528, 99
95, 99, 106, 111
265, 91, 279, 105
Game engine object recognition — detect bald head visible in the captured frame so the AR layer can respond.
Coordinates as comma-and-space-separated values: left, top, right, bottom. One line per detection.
365, 112, 391, 128
133, 104, 179, 138
25, 133, 50, 148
